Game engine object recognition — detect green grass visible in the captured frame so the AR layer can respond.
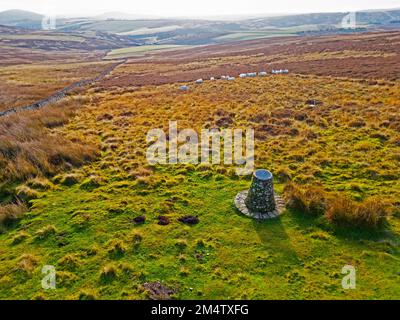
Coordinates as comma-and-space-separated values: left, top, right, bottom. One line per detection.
0, 163, 398, 299
0, 34, 85, 42
104, 45, 193, 59
215, 31, 296, 42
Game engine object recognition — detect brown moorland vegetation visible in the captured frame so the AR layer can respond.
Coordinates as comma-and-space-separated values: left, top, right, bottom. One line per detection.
100, 31, 400, 89
0, 61, 116, 111
0, 96, 100, 204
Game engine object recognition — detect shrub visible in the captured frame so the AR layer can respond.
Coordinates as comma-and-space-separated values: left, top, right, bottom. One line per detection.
284, 183, 327, 216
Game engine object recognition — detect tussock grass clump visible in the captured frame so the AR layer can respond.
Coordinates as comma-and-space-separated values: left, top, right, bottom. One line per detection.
175, 239, 188, 250
57, 271, 79, 287
59, 174, 82, 186
79, 175, 104, 190
26, 177, 53, 191
0, 201, 27, 229
107, 240, 127, 257
131, 230, 143, 246
78, 289, 98, 300
18, 254, 39, 274
35, 225, 57, 240
58, 254, 81, 270
286, 183, 393, 229
11, 231, 29, 245
327, 196, 392, 229
284, 183, 327, 216
15, 185, 39, 202
100, 264, 118, 282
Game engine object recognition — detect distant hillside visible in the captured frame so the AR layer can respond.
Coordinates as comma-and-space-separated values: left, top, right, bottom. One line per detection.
0, 25, 140, 51
245, 9, 400, 28
0, 9, 43, 29
0, 8, 400, 45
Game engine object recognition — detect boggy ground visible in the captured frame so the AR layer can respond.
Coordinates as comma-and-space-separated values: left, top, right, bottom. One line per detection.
0, 74, 399, 299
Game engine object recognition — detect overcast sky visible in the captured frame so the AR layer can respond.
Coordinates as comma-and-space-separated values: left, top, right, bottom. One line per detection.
0, 0, 399, 17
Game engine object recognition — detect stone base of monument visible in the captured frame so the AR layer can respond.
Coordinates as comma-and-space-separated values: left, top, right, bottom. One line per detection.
234, 190, 285, 220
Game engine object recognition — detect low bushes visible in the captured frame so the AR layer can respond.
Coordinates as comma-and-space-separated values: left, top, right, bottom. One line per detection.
284, 183, 392, 229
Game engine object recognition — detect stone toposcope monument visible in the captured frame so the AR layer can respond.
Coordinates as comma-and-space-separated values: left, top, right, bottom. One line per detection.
235, 169, 285, 220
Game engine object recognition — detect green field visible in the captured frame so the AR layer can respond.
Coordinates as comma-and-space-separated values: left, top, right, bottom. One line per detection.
104, 45, 194, 59
215, 32, 296, 42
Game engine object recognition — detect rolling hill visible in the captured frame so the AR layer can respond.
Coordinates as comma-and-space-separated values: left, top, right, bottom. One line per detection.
0, 9, 43, 29
1, 8, 400, 45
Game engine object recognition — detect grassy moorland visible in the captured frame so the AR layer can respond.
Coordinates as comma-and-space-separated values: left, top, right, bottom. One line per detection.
0, 61, 115, 111
0, 73, 399, 299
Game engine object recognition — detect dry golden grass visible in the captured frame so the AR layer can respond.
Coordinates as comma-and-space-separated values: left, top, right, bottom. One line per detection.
284, 183, 327, 216
284, 183, 393, 229
327, 196, 392, 229
0, 201, 27, 230
0, 61, 114, 111
0, 96, 100, 203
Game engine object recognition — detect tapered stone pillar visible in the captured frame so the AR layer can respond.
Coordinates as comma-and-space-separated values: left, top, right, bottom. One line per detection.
234, 169, 285, 220
245, 170, 276, 213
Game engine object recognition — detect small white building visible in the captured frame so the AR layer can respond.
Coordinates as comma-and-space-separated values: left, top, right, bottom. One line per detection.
195, 79, 204, 84
210, 77, 215, 81
239, 73, 247, 78
227, 76, 235, 81
247, 72, 257, 77
258, 71, 267, 76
